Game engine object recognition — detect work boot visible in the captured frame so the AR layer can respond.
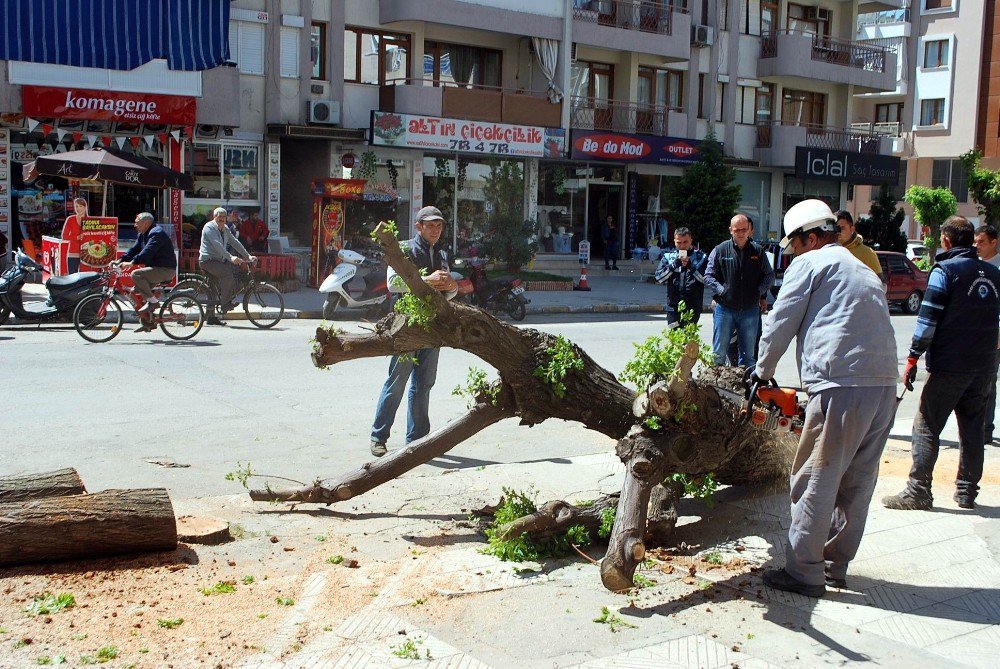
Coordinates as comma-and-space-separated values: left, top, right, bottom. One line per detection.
370, 440, 387, 457
206, 317, 227, 326
881, 490, 932, 511
824, 570, 847, 589
762, 568, 825, 598
953, 491, 975, 510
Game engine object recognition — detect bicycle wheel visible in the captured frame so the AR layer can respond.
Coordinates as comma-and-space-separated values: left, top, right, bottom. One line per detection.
172, 277, 213, 309
73, 294, 124, 343
0, 305, 9, 326
243, 282, 284, 328
159, 293, 205, 341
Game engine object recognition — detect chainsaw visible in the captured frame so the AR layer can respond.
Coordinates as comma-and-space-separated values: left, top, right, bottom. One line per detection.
713, 376, 806, 434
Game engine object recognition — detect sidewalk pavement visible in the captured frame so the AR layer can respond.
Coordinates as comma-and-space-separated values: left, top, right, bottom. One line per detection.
166, 440, 998, 669
16, 271, 668, 323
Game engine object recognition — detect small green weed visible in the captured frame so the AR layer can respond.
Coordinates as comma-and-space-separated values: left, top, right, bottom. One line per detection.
643, 415, 663, 430
25, 592, 76, 615
79, 655, 96, 665
703, 551, 723, 565
200, 581, 236, 596
314, 535, 326, 542
157, 618, 184, 629
391, 638, 422, 660
225, 461, 255, 489
412, 598, 426, 606
593, 606, 637, 632
746, 633, 756, 640
241, 575, 255, 585
275, 597, 295, 606
96, 645, 118, 661
633, 573, 657, 589
326, 555, 344, 565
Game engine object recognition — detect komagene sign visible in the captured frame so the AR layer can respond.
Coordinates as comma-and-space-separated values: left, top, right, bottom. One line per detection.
794, 146, 901, 185
22, 86, 197, 125
570, 130, 716, 165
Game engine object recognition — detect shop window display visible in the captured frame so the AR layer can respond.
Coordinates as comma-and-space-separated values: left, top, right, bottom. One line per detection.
537, 161, 588, 254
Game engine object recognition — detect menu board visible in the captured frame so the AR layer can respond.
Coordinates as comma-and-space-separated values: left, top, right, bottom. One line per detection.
266, 143, 280, 237
78, 217, 118, 270
0, 129, 9, 263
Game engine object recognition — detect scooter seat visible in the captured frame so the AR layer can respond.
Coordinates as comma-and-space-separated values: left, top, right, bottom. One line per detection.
46, 271, 101, 289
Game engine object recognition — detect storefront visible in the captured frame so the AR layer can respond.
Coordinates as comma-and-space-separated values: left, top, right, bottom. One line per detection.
1, 85, 193, 261
368, 111, 565, 259
790, 146, 901, 215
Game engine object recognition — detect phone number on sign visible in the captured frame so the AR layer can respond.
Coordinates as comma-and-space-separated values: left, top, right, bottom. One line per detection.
448, 140, 510, 154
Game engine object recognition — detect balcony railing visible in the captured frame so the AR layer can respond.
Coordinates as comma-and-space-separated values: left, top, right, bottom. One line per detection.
760, 30, 890, 73
856, 8, 910, 28
756, 121, 885, 153
851, 121, 902, 137
572, 0, 685, 35
571, 96, 681, 134
381, 78, 561, 127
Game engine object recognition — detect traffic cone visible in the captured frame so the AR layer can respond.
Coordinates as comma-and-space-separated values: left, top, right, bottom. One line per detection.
574, 266, 591, 291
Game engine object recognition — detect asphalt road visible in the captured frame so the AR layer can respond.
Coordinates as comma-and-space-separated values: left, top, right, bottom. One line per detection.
0, 312, 955, 500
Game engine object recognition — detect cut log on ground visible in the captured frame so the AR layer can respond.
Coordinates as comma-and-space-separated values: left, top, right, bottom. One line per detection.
0, 488, 177, 567
250, 222, 795, 592
0, 468, 87, 503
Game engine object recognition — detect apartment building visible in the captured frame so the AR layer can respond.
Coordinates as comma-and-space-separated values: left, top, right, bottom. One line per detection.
0, 0, 907, 282
847, 0, 992, 236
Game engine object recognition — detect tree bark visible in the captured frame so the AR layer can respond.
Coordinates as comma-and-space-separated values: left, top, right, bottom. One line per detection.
0, 489, 177, 567
0, 468, 86, 503
496, 494, 619, 543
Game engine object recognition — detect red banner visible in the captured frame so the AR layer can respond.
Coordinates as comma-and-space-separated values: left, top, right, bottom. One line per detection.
310, 179, 367, 199
22, 86, 197, 126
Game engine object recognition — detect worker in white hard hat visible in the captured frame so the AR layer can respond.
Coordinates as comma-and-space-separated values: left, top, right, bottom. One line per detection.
753, 199, 899, 598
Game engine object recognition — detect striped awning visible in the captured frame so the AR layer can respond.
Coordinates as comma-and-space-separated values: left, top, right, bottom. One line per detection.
0, 0, 231, 72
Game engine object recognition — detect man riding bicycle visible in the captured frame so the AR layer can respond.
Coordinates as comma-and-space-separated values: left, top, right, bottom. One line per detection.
119, 212, 176, 332
199, 207, 256, 326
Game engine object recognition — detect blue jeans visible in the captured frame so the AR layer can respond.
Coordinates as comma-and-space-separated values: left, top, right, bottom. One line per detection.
370, 348, 440, 445
712, 304, 760, 367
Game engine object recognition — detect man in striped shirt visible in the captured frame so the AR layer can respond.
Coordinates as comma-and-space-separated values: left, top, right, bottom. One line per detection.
883, 216, 1000, 511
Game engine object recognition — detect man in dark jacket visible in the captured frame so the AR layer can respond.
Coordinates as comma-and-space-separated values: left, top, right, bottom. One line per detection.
705, 214, 774, 367
883, 216, 1000, 511
601, 215, 620, 270
368, 206, 458, 458
119, 212, 176, 323
655, 227, 708, 327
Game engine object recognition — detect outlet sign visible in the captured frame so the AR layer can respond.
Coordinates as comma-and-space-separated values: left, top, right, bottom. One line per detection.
570, 130, 718, 166
794, 146, 901, 185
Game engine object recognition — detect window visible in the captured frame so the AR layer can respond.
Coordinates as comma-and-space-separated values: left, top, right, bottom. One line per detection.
344, 27, 410, 85
280, 28, 299, 78
875, 103, 904, 124
578, 60, 614, 99
760, 0, 778, 34
736, 86, 757, 124
185, 144, 260, 202
425, 42, 501, 87
932, 159, 968, 202
756, 83, 774, 124
922, 39, 949, 68
787, 3, 830, 35
638, 67, 683, 109
696, 76, 722, 122
923, 0, 952, 10
228, 21, 265, 75
872, 161, 907, 201
919, 98, 946, 126
311, 23, 327, 80
782, 89, 826, 127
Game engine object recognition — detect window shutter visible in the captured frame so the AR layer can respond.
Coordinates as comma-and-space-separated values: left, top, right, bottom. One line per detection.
228, 21, 239, 64
240, 23, 265, 75
280, 27, 299, 78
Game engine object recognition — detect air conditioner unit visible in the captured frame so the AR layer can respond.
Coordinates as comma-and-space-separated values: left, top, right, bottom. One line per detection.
307, 100, 341, 125
691, 24, 714, 47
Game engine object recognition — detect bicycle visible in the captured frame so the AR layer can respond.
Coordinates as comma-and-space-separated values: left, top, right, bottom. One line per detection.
174, 259, 284, 329
73, 265, 205, 343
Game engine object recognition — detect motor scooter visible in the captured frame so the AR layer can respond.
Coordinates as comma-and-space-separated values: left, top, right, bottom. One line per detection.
0, 249, 103, 326
318, 249, 390, 319
457, 258, 529, 321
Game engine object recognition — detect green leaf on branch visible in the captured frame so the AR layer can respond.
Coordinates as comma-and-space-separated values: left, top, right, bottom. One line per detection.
394, 292, 437, 330
482, 487, 595, 561
533, 336, 584, 398
619, 304, 711, 391
452, 366, 501, 407
667, 472, 718, 508
598, 507, 616, 539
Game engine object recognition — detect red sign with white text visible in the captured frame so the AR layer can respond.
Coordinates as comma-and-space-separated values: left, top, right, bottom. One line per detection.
570, 130, 715, 166
22, 86, 197, 125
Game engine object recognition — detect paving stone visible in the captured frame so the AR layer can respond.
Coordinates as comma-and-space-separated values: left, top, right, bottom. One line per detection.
941, 590, 1000, 622
858, 607, 992, 648
924, 634, 1000, 669
649, 633, 738, 669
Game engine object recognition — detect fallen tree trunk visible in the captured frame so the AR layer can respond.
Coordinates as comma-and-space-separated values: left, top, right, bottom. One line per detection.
251, 222, 794, 592
0, 468, 86, 503
0, 488, 177, 567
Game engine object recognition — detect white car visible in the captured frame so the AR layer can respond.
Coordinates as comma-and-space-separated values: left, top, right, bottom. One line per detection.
906, 240, 929, 262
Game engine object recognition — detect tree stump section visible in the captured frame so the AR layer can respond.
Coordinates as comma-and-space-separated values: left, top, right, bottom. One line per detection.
0, 468, 86, 503
250, 222, 795, 592
0, 488, 177, 567
176, 515, 231, 545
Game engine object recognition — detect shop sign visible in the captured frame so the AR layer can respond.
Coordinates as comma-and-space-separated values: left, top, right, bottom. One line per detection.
311, 179, 366, 199
370, 111, 565, 159
570, 130, 714, 165
78, 217, 118, 270
22, 86, 197, 126
794, 147, 901, 185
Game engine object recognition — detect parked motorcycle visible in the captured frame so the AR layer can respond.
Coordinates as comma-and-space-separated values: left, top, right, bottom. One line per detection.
319, 249, 390, 319
0, 249, 103, 326
458, 258, 529, 321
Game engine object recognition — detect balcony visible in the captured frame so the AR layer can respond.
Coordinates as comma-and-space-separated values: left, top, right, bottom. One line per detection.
572, 0, 691, 61
379, 79, 562, 128
379, 0, 562, 39
196, 63, 240, 126
570, 96, 687, 136
758, 30, 897, 92
754, 121, 891, 167
851, 121, 909, 154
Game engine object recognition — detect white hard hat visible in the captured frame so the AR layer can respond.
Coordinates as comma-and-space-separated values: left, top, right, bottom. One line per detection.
780, 199, 838, 251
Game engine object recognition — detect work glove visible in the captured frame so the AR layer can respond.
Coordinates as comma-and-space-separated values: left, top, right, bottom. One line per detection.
744, 367, 770, 388
903, 356, 919, 391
